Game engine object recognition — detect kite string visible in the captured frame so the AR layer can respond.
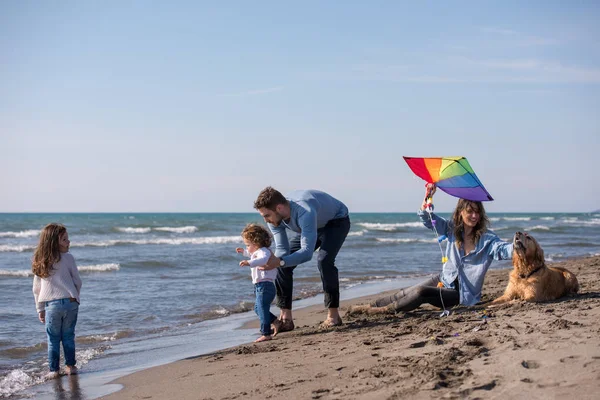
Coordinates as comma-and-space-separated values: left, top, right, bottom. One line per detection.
424, 193, 450, 317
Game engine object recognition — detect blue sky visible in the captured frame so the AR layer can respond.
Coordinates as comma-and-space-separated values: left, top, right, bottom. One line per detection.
1, 1, 598, 213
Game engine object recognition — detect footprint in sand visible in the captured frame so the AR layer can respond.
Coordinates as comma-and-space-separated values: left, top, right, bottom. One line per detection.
559, 355, 581, 363
521, 360, 540, 369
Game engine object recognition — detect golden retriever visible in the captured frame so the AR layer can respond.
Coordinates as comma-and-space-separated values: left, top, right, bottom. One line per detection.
490, 231, 579, 305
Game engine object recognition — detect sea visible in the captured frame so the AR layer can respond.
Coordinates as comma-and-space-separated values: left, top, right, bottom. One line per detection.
1, 212, 599, 399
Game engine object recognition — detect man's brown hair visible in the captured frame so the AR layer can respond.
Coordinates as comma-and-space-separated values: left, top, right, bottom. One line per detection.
253, 186, 288, 211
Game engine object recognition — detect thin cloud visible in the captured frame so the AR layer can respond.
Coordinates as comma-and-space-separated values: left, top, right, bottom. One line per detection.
482, 27, 519, 36
473, 58, 600, 82
350, 58, 600, 84
219, 86, 284, 97
481, 26, 560, 46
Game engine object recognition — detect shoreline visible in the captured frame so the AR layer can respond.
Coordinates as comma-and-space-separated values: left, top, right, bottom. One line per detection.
99, 255, 600, 399
22, 275, 429, 400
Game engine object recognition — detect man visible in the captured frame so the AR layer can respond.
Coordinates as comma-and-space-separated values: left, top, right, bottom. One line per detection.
254, 186, 350, 331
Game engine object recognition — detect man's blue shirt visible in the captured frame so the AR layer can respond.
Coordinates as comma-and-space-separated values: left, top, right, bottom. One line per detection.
268, 190, 348, 266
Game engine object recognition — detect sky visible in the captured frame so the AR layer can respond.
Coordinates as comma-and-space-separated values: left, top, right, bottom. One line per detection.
1, 1, 599, 213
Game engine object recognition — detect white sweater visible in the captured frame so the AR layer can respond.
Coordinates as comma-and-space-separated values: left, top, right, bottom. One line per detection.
244, 247, 278, 284
32, 252, 82, 313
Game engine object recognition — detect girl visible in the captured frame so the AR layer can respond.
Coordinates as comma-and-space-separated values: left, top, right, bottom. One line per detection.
32, 223, 82, 378
235, 223, 279, 342
349, 184, 513, 314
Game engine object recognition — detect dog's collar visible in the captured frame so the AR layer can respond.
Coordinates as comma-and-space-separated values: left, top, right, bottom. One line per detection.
519, 265, 544, 279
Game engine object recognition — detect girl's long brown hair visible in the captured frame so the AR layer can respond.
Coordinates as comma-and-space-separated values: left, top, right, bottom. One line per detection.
451, 199, 489, 250
32, 223, 67, 278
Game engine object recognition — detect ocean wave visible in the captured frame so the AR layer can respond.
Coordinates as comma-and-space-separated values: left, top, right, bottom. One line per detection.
77, 330, 134, 344
154, 226, 198, 233
182, 301, 254, 324
0, 269, 32, 277
376, 238, 435, 244
0, 229, 39, 238
0, 369, 42, 398
67, 236, 241, 249
115, 226, 199, 234
0, 264, 120, 278
78, 263, 120, 273
116, 227, 152, 234
357, 222, 423, 231
554, 241, 599, 248
545, 253, 564, 262
500, 217, 532, 221
0, 244, 36, 253
560, 218, 600, 227
0, 342, 45, 359
347, 229, 368, 236
0, 345, 108, 398
540, 217, 555, 221
527, 225, 551, 231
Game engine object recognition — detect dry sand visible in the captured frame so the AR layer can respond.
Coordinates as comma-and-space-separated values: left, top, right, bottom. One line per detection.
101, 255, 600, 399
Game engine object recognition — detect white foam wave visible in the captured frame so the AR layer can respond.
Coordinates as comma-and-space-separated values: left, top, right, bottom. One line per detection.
546, 253, 564, 262
0, 264, 120, 278
0, 236, 242, 253
376, 238, 434, 244
0, 244, 35, 253
357, 222, 422, 231
527, 225, 550, 231
348, 230, 368, 236
116, 227, 151, 234
490, 217, 501, 222
154, 226, 198, 233
71, 236, 240, 248
213, 306, 230, 315
540, 217, 555, 220
0, 229, 39, 238
78, 333, 119, 343
561, 218, 600, 227
501, 217, 531, 221
0, 269, 32, 277
78, 263, 120, 272
76, 346, 107, 366
0, 369, 41, 398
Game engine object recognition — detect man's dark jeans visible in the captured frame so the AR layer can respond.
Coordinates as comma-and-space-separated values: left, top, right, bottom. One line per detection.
275, 216, 350, 310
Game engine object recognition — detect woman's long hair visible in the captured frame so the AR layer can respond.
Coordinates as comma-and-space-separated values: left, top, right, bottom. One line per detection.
451, 199, 489, 250
32, 223, 66, 278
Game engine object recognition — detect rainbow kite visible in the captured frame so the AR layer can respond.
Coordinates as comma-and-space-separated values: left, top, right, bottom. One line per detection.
403, 156, 493, 202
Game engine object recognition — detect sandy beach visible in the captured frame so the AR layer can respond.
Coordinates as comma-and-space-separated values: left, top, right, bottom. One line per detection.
100, 255, 600, 400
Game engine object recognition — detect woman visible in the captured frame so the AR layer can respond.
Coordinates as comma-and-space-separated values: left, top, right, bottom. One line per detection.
348, 184, 513, 315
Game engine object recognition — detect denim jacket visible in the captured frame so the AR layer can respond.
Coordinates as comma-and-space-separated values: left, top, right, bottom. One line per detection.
418, 209, 513, 306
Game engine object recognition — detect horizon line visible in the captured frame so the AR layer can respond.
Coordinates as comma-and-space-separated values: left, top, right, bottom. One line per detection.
0, 211, 596, 214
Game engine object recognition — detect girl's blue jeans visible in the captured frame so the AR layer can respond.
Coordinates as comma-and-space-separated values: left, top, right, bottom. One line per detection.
254, 281, 277, 336
45, 298, 79, 371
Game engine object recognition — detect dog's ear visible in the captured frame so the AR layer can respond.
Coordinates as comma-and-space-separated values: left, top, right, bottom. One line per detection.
533, 237, 545, 266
